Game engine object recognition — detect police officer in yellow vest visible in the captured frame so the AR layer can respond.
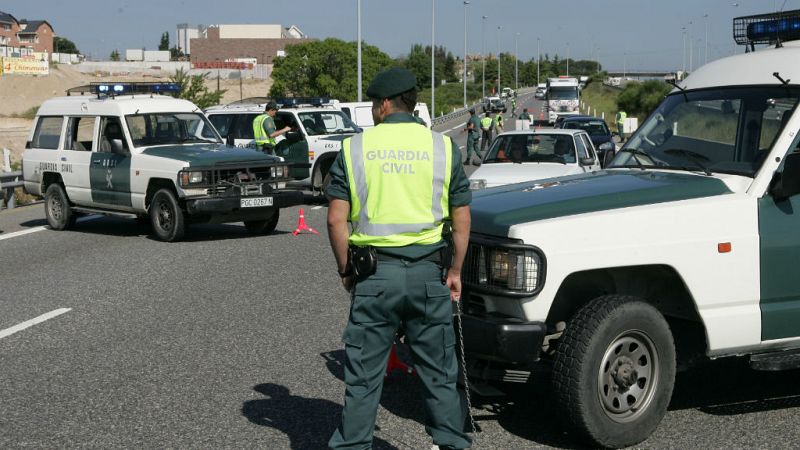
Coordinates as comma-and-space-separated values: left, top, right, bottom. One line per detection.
480, 111, 494, 152
253, 102, 291, 153
326, 67, 473, 450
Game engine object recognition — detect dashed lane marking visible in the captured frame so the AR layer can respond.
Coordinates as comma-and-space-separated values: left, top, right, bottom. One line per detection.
0, 308, 72, 340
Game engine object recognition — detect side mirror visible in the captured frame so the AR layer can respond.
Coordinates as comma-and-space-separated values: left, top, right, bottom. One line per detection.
225, 133, 234, 146
285, 131, 303, 142
580, 157, 596, 166
770, 152, 800, 201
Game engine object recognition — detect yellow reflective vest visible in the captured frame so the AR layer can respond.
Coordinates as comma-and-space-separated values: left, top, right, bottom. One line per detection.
342, 123, 452, 247
253, 114, 275, 146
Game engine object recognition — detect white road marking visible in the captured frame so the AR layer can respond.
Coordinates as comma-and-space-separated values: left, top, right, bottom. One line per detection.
311, 206, 323, 210
0, 308, 72, 340
0, 215, 101, 242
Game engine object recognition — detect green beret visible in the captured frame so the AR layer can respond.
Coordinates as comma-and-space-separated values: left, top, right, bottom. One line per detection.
366, 67, 417, 99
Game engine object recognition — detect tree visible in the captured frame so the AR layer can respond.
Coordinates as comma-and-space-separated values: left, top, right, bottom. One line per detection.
170, 68, 227, 109
110, 49, 121, 61
401, 44, 458, 89
170, 46, 184, 61
269, 38, 394, 101
616, 80, 672, 118
53, 36, 79, 54
159, 32, 170, 51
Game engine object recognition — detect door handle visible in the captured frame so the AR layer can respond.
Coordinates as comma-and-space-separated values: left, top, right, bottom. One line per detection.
92, 160, 102, 165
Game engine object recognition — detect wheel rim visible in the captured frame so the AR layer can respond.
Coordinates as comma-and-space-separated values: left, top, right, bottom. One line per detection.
48, 193, 64, 223
597, 330, 659, 423
155, 199, 173, 232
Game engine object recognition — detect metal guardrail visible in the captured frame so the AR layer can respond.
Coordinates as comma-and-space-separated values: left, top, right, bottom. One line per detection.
1, 170, 23, 210
431, 88, 538, 129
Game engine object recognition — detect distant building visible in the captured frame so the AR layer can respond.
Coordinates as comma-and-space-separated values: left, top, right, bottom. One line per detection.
189, 24, 311, 66
0, 10, 54, 57
176, 23, 205, 56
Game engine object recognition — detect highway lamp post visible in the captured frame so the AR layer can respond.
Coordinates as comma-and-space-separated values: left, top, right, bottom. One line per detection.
704, 13, 709, 65
357, 0, 362, 102
515, 32, 519, 91
496, 26, 501, 95
688, 21, 694, 72
432, 0, 435, 118
537, 37, 540, 86
482, 15, 487, 99
566, 42, 570, 76
681, 27, 686, 73
623, 52, 627, 79
463, 1, 469, 108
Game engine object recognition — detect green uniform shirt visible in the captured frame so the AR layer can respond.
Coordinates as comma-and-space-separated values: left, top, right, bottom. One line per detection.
264, 116, 277, 137
519, 112, 531, 120
327, 112, 472, 258
467, 115, 481, 135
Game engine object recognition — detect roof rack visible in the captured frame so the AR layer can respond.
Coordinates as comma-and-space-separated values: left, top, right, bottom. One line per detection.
227, 96, 270, 105
66, 82, 182, 98
734, 9, 800, 49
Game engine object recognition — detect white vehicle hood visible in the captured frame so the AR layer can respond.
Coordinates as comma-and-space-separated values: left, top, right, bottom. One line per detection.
470, 162, 584, 188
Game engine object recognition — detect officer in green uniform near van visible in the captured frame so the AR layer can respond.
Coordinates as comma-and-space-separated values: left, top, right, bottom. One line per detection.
463, 108, 481, 165
253, 102, 291, 153
326, 67, 473, 450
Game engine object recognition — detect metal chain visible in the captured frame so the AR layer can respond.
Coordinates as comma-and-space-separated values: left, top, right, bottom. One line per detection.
455, 297, 479, 448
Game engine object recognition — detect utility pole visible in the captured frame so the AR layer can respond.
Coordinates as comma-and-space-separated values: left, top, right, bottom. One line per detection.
681, 27, 686, 73
566, 42, 570, 76
463, 1, 469, 108
515, 32, 519, 90
357, 0, 362, 101
704, 13, 709, 65
688, 21, 693, 72
537, 37, 540, 86
431, 0, 435, 118
496, 25, 501, 95
482, 15, 487, 99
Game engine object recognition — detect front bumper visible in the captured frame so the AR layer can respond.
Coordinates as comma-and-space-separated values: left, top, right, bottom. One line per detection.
185, 190, 304, 215
459, 313, 546, 365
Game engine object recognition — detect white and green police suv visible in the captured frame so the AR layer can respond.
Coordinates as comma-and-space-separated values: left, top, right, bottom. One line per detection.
22, 83, 302, 242
459, 12, 800, 448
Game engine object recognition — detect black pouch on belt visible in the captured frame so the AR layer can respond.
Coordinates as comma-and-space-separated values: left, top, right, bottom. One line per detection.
349, 246, 377, 282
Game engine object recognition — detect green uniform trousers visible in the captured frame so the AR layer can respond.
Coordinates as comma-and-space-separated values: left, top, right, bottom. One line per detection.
329, 258, 472, 450
465, 132, 480, 163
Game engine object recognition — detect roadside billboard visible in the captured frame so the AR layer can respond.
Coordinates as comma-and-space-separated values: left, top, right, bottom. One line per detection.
1, 57, 50, 76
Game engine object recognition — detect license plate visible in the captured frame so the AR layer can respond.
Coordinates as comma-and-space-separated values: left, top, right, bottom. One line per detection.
240, 197, 273, 208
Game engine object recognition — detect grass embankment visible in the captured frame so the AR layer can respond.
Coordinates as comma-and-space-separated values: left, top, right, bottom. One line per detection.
580, 83, 620, 124
419, 82, 484, 118
0, 106, 39, 119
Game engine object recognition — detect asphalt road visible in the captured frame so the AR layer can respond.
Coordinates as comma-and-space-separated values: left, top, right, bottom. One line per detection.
1, 202, 800, 449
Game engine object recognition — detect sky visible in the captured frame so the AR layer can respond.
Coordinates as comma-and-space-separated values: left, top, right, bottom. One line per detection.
2, 0, 796, 71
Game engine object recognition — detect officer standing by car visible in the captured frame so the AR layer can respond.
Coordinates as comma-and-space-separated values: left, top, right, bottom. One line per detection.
615, 109, 627, 143
480, 111, 494, 152
326, 67, 473, 450
253, 102, 291, 153
464, 108, 481, 164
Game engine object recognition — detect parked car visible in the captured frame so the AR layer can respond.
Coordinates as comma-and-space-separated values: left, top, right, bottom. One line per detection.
468, 129, 600, 190
458, 11, 800, 447
558, 115, 616, 167
482, 96, 507, 114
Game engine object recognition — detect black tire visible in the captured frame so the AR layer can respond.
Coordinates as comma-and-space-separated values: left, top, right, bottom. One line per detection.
552, 295, 676, 448
44, 183, 75, 230
149, 188, 186, 242
312, 158, 334, 195
244, 209, 280, 234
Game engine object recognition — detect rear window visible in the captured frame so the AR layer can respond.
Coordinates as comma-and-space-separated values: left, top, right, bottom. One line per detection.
32, 116, 63, 150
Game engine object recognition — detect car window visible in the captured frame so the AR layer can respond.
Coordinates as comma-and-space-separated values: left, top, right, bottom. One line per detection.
580, 135, 595, 159
98, 117, 129, 154
209, 114, 234, 137
65, 116, 96, 151
484, 133, 576, 164
565, 120, 610, 135
297, 111, 358, 135
32, 116, 63, 150
125, 112, 221, 147
235, 114, 260, 140
575, 134, 589, 159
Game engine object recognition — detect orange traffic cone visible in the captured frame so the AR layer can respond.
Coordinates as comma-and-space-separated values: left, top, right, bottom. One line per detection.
385, 343, 415, 377
538, 111, 545, 129
292, 208, 318, 236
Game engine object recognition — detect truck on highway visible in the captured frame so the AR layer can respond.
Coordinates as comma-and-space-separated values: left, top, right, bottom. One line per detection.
546, 76, 580, 124
458, 9, 800, 448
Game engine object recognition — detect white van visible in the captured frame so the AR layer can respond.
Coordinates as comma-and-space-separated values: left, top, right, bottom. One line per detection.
336, 101, 432, 129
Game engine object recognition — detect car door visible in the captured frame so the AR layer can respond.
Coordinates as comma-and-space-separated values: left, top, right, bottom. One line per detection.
580, 134, 601, 171
61, 116, 97, 205
90, 117, 133, 209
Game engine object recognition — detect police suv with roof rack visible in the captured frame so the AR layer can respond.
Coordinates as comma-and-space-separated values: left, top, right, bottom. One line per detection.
22, 83, 302, 242
204, 97, 360, 193
458, 11, 800, 448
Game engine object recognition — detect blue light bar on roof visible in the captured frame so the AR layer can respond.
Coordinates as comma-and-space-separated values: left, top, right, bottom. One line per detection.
735, 9, 800, 45
274, 97, 331, 107
91, 82, 182, 96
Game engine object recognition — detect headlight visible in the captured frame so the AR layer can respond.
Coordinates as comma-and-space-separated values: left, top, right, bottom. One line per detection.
179, 171, 207, 186
599, 142, 614, 151
469, 179, 487, 190
270, 165, 288, 178
466, 240, 545, 295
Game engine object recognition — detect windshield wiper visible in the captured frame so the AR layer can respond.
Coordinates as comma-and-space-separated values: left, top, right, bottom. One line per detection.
615, 147, 648, 171
663, 149, 712, 176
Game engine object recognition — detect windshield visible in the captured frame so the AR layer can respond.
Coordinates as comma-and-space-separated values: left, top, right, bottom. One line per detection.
125, 112, 221, 147
298, 111, 359, 136
564, 120, 610, 135
484, 133, 577, 164
610, 87, 800, 177
548, 88, 578, 100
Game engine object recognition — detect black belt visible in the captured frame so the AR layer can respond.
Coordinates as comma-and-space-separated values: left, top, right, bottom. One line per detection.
376, 250, 442, 264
